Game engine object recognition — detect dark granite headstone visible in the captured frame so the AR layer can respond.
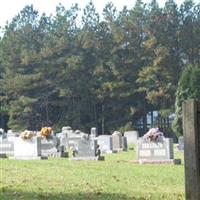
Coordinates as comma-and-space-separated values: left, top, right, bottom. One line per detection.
121, 136, 128, 151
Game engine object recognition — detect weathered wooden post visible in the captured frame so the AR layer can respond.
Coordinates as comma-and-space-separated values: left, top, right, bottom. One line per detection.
183, 100, 200, 200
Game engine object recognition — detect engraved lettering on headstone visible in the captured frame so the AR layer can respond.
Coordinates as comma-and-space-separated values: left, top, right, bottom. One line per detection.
154, 149, 166, 156
139, 150, 151, 157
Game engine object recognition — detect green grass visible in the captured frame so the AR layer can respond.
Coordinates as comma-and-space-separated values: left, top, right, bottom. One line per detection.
0, 147, 184, 200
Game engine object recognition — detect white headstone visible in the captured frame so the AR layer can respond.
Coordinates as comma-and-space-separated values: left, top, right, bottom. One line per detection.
124, 131, 139, 145
14, 137, 42, 159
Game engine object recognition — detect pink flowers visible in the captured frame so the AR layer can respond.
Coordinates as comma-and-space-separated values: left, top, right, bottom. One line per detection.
143, 128, 164, 142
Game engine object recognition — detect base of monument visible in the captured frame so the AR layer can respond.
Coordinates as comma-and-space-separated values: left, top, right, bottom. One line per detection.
10, 156, 48, 160
71, 156, 105, 161
112, 149, 123, 153
103, 150, 118, 154
122, 149, 128, 152
42, 152, 69, 158
131, 159, 181, 165
0, 153, 7, 158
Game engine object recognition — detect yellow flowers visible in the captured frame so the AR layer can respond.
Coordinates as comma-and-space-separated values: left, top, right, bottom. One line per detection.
40, 127, 52, 138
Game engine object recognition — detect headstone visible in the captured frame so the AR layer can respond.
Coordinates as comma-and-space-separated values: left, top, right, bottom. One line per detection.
58, 145, 68, 157
124, 131, 139, 145
97, 135, 113, 153
0, 140, 14, 156
68, 139, 79, 150
137, 137, 174, 160
65, 126, 74, 138
7, 134, 17, 142
177, 136, 184, 151
67, 129, 82, 149
121, 136, 128, 151
0, 128, 6, 141
60, 127, 69, 147
90, 127, 97, 138
72, 139, 104, 160
14, 137, 46, 160
41, 136, 59, 156
112, 131, 122, 151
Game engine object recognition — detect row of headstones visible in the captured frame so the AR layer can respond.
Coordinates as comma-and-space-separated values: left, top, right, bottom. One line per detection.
0, 127, 136, 160
0, 127, 182, 162
0, 133, 68, 159
57, 127, 130, 160
70, 130, 182, 163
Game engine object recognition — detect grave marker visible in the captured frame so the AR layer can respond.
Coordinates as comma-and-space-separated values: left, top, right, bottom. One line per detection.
112, 131, 122, 151
177, 136, 184, 151
97, 135, 113, 153
137, 137, 173, 160
72, 139, 104, 160
124, 131, 139, 145
13, 137, 46, 160
0, 140, 14, 156
121, 136, 128, 151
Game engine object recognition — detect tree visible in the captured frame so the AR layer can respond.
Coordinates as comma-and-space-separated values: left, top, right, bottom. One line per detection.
172, 65, 200, 136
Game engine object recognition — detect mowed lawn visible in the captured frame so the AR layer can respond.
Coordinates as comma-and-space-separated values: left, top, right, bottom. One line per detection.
0, 148, 184, 200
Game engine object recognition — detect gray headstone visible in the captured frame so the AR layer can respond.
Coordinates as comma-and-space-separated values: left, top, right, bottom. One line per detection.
41, 136, 59, 156
137, 137, 173, 160
0, 140, 14, 155
112, 131, 122, 151
97, 135, 113, 153
60, 127, 69, 147
121, 136, 128, 151
90, 127, 97, 138
124, 131, 139, 145
74, 139, 97, 157
71, 139, 104, 160
178, 136, 184, 151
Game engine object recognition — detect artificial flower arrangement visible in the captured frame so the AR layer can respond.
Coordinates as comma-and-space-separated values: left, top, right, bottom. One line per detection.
40, 127, 53, 138
20, 130, 36, 140
143, 127, 163, 142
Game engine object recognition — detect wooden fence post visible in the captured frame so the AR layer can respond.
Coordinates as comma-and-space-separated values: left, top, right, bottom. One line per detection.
183, 100, 200, 200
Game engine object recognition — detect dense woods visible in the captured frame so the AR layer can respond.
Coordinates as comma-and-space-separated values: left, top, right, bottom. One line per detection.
0, 0, 199, 135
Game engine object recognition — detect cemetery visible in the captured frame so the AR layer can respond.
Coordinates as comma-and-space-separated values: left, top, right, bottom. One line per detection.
1, 0, 200, 199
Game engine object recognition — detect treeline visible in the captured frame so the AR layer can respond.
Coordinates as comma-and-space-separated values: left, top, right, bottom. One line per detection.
0, 0, 199, 134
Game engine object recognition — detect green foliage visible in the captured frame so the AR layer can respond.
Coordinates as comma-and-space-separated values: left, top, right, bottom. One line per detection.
0, 1, 200, 134
119, 121, 133, 133
172, 65, 200, 136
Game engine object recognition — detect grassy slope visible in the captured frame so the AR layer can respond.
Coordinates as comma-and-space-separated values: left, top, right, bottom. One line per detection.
0, 148, 184, 200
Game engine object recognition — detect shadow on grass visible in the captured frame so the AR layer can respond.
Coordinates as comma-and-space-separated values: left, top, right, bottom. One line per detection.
0, 189, 137, 200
